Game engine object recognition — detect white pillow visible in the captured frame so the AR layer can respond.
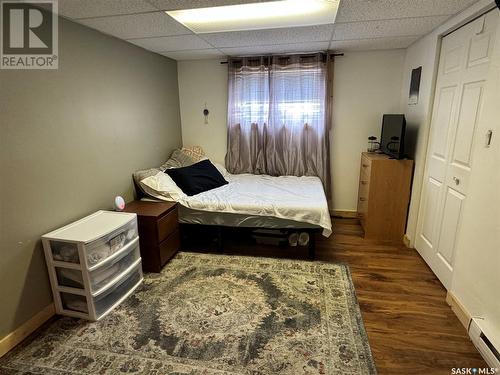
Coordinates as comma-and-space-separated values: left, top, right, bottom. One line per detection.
212, 162, 229, 177
140, 172, 186, 202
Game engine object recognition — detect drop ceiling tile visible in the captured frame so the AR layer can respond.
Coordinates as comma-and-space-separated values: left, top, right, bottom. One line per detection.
159, 49, 226, 60
221, 41, 330, 56
336, 0, 478, 22
329, 36, 418, 51
333, 16, 448, 40
202, 25, 334, 48
147, 0, 270, 11
128, 35, 212, 52
78, 12, 191, 39
52, 0, 157, 19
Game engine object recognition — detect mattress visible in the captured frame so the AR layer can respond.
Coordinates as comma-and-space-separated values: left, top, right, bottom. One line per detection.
178, 205, 320, 229
142, 173, 332, 237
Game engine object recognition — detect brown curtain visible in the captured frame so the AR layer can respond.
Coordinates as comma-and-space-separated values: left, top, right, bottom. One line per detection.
225, 53, 333, 200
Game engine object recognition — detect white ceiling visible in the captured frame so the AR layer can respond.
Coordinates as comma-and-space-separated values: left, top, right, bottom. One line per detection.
51, 0, 479, 60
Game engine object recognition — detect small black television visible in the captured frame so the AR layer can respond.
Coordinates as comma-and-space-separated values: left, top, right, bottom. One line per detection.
380, 114, 406, 159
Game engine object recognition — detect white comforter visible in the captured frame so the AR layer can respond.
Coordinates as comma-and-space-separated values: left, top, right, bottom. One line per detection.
178, 174, 332, 237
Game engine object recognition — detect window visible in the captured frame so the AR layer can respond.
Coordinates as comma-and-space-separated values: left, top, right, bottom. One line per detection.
231, 64, 325, 131
226, 53, 332, 197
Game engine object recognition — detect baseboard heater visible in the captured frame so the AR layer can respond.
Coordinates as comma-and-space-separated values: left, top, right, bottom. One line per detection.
468, 318, 500, 368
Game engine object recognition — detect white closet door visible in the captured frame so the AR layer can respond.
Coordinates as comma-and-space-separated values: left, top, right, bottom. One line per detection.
416, 11, 499, 289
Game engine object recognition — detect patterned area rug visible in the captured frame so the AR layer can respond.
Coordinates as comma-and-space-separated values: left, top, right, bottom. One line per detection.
0, 252, 376, 374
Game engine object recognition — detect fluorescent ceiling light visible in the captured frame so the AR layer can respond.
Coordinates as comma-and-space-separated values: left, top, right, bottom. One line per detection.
166, 0, 339, 34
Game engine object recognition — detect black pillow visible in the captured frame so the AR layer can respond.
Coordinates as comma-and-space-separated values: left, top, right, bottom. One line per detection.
165, 159, 228, 196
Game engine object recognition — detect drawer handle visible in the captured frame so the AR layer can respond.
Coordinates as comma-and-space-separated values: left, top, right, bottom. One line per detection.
362, 164, 369, 168
91, 258, 142, 297
453, 176, 460, 185
87, 236, 139, 271
361, 181, 368, 185
359, 197, 367, 202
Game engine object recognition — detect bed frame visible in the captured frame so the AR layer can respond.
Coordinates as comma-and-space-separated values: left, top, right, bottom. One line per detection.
133, 181, 319, 259
179, 224, 319, 259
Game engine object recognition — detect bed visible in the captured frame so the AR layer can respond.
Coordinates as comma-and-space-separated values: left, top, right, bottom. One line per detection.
177, 173, 330, 233
134, 161, 332, 258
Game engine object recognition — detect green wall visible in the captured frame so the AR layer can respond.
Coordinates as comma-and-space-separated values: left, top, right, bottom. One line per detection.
0, 16, 182, 338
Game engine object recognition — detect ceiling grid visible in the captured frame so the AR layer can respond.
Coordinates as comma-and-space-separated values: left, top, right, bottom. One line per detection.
45, 0, 479, 60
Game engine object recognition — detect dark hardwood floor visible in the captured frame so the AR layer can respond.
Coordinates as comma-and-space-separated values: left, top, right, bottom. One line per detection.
184, 217, 486, 374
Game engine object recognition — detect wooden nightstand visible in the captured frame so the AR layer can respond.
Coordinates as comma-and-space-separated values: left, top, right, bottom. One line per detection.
124, 201, 179, 272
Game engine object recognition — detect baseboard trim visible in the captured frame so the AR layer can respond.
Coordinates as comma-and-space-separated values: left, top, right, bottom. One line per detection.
446, 291, 471, 330
0, 303, 55, 358
331, 210, 358, 218
403, 234, 411, 248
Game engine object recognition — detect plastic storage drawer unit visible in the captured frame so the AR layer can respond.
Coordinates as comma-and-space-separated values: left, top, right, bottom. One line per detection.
42, 210, 143, 321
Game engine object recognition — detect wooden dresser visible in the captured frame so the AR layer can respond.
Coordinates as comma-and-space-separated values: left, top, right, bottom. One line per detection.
357, 152, 414, 242
124, 201, 179, 272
